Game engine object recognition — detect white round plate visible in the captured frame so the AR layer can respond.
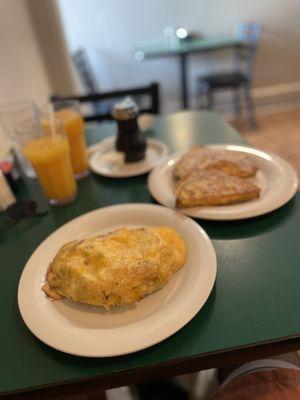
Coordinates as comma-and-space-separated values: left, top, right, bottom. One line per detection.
18, 204, 216, 357
88, 137, 168, 178
148, 144, 298, 221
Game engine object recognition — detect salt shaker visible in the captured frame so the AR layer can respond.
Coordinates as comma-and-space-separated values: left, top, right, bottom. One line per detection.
113, 97, 147, 163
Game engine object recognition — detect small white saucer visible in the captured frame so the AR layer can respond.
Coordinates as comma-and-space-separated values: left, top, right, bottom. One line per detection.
88, 137, 169, 178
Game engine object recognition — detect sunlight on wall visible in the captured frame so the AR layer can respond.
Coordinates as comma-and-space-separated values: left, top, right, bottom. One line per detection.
0, 0, 51, 150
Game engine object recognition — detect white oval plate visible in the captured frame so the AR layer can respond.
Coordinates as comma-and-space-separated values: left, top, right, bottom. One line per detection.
89, 137, 168, 178
148, 144, 298, 220
18, 204, 216, 357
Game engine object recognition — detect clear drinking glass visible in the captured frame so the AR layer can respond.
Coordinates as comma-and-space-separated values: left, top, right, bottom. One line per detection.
45, 100, 89, 179
15, 118, 77, 206
0, 100, 39, 178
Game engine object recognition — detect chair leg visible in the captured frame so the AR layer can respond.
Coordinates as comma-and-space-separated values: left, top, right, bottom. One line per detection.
206, 91, 214, 110
197, 82, 209, 109
198, 91, 207, 109
233, 89, 242, 119
243, 85, 257, 130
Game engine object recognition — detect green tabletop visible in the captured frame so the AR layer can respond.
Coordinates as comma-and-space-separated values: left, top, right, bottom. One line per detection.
1, 111, 300, 397
135, 36, 240, 58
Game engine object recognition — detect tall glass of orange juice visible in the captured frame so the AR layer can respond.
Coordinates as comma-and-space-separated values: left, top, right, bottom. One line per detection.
15, 118, 77, 205
50, 100, 88, 179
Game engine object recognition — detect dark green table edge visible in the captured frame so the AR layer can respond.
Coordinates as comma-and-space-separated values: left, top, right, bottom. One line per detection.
3, 334, 300, 399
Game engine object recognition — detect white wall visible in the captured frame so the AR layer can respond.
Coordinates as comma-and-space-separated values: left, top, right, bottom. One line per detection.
58, 0, 300, 112
0, 0, 51, 153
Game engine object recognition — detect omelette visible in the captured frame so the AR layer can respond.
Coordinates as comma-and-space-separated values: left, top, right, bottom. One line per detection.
175, 170, 260, 208
42, 227, 186, 309
174, 146, 257, 179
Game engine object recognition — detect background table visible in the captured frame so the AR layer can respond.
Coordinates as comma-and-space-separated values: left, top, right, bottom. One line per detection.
135, 37, 241, 108
1, 111, 300, 399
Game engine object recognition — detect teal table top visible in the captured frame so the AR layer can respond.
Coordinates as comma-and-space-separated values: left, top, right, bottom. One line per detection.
135, 36, 240, 58
1, 111, 300, 397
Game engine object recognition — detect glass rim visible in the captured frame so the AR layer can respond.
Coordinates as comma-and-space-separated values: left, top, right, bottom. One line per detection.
0, 100, 36, 115
14, 116, 65, 138
41, 99, 80, 112
52, 99, 79, 106
14, 118, 41, 135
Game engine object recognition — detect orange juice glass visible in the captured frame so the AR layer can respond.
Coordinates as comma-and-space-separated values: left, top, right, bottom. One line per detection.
51, 100, 88, 179
15, 119, 77, 205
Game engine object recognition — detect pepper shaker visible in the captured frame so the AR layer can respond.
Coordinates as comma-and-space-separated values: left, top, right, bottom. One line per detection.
113, 97, 147, 163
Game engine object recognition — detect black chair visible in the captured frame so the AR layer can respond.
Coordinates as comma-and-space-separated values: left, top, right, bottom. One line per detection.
197, 22, 261, 129
72, 48, 114, 115
51, 82, 160, 122
72, 48, 99, 94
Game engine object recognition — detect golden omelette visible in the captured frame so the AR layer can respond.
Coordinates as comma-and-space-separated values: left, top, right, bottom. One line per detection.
43, 227, 186, 309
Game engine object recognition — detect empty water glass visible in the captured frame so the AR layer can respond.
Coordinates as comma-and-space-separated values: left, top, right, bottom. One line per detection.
0, 100, 39, 178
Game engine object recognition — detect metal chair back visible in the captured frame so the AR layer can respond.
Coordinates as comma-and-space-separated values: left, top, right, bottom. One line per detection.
234, 22, 262, 80
72, 49, 99, 94
51, 82, 160, 122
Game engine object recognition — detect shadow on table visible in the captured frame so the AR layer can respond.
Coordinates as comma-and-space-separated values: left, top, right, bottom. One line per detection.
197, 197, 297, 240
0, 211, 50, 244
13, 285, 216, 370
85, 173, 154, 207
91, 171, 148, 187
